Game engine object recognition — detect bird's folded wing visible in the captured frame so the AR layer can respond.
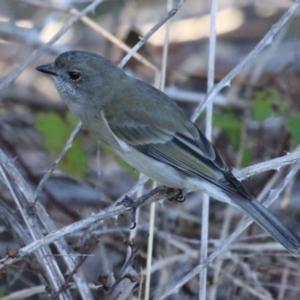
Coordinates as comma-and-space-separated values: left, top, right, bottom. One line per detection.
107, 115, 252, 199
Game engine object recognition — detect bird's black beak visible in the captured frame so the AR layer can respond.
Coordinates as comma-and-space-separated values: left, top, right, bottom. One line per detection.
36, 63, 57, 76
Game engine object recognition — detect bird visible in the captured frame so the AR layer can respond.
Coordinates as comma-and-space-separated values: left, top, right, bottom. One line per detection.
36, 50, 300, 256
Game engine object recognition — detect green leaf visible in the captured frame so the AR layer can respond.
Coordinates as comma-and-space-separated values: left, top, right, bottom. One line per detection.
60, 139, 87, 177
36, 112, 70, 156
35, 112, 87, 177
213, 112, 242, 148
287, 113, 300, 149
241, 147, 252, 167
253, 89, 287, 121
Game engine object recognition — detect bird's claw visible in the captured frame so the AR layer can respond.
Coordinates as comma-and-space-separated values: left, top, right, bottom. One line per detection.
118, 188, 186, 230
167, 189, 186, 202
118, 195, 139, 229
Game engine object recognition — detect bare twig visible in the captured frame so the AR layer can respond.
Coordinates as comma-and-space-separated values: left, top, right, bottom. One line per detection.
22, 0, 157, 71
144, 190, 157, 300
0, 146, 299, 274
0, 167, 71, 300
229, 254, 273, 299
209, 264, 273, 300
0, 23, 67, 54
0, 0, 105, 90
233, 150, 300, 180
0, 147, 94, 299
191, 0, 300, 120
156, 161, 300, 300
1, 283, 101, 300
0, 188, 181, 269
277, 267, 289, 300
33, 121, 82, 204
199, 0, 218, 299
144, 2, 174, 299
118, 0, 186, 69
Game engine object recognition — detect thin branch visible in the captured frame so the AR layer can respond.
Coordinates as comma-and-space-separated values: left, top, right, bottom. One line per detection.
191, 0, 300, 120
233, 150, 300, 180
144, 2, 174, 299
0, 0, 105, 90
0, 145, 298, 273
0, 143, 299, 272
229, 254, 273, 299
155, 161, 300, 300
0, 167, 71, 299
0, 188, 181, 269
118, 0, 186, 69
209, 263, 273, 300
32, 121, 82, 204
199, 0, 218, 298
0, 151, 300, 276
22, 0, 157, 71
0, 147, 94, 299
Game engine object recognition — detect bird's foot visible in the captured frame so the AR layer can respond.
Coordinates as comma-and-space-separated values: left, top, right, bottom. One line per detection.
166, 188, 186, 202
118, 187, 186, 229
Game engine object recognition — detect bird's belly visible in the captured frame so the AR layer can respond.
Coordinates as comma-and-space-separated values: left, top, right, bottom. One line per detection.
118, 148, 233, 205
118, 148, 189, 189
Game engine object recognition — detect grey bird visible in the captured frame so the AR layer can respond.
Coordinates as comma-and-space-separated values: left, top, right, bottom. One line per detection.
36, 50, 300, 256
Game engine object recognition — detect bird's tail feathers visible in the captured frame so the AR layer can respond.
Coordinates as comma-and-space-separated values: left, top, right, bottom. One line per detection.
232, 197, 300, 257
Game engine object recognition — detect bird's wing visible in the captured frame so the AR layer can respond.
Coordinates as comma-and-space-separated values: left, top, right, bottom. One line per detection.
106, 114, 252, 200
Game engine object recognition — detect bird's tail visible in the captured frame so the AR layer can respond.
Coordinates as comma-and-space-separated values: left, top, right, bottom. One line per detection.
232, 197, 300, 256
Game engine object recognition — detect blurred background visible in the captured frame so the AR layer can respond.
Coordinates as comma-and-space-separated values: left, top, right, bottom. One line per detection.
0, 0, 300, 299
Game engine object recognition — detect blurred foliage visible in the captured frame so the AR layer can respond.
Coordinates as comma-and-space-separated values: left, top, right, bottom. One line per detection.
253, 89, 287, 121
287, 113, 300, 149
241, 146, 252, 167
252, 88, 300, 149
35, 112, 87, 177
213, 111, 241, 148
213, 88, 300, 166
213, 111, 252, 167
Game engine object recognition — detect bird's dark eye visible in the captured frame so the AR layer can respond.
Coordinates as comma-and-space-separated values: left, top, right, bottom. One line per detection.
68, 71, 81, 81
